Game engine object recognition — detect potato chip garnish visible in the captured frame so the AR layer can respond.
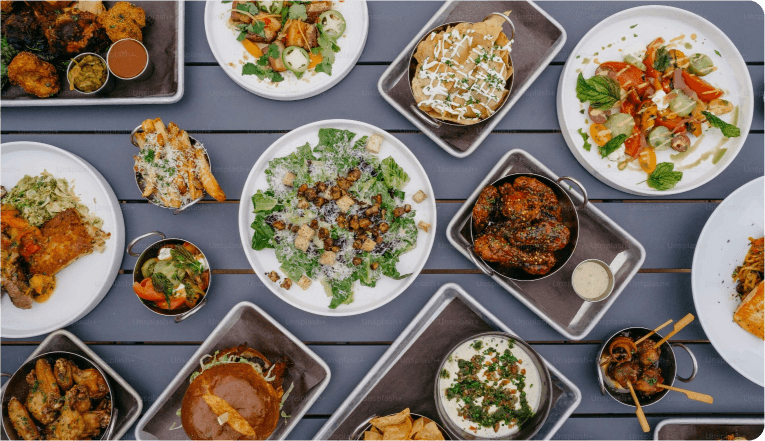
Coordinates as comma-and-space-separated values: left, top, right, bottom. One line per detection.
370, 408, 410, 429
365, 430, 383, 440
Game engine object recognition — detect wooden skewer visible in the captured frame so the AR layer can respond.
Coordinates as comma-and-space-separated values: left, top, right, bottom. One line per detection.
627, 381, 651, 433
655, 313, 695, 347
635, 319, 674, 345
656, 384, 714, 404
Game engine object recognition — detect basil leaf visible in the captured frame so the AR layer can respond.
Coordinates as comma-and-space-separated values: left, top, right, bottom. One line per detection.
598, 133, 628, 158
575, 73, 621, 110
702, 111, 740, 137
653, 46, 670, 71
577, 128, 592, 152
646, 162, 683, 191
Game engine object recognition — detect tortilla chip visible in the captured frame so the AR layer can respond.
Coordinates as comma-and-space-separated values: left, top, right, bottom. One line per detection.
414, 421, 444, 440
365, 430, 383, 440
370, 408, 410, 429
410, 417, 425, 437
382, 418, 413, 440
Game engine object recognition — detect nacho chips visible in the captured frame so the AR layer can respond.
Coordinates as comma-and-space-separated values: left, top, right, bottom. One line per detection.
365, 409, 445, 440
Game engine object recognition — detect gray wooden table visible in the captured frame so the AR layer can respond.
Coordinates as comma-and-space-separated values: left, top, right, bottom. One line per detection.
2, 1, 764, 439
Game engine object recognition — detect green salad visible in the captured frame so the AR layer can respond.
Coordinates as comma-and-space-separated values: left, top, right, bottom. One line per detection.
250, 128, 423, 309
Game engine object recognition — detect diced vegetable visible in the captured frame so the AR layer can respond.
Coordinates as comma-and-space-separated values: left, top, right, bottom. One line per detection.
242, 39, 263, 58
707, 98, 733, 115
623, 126, 642, 157
282, 46, 311, 73
668, 49, 689, 69
604, 112, 635, 139
669, 89, 696, 117
648, 126, 672, 151
687, 53, 715, 76
681, 70, 723, 102
308, 52, 323, 69
624, 54, 646, 71
597, 61, 644, 90
638, 100, 658, 131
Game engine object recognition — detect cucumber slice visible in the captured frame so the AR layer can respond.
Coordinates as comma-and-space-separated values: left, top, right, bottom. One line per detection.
648, 126, 672, 151
604, 113, 635, 139
687, 53, 714, 76
669, 89, 696, 117
624, 54, 646, 71
141, 257, 158, 279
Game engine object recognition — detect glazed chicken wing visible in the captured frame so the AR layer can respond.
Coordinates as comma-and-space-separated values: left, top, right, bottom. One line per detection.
7, 51, 60, 97
489, 220, 570, 252
25, 359, 62, 425
474, 234, 556, 275
8, 397, 41, 441
513, 176, 562, 222
498, 182, 540, 225
97, 1, 145, 42
472, 185, 498, 234
72, 367, 109, 400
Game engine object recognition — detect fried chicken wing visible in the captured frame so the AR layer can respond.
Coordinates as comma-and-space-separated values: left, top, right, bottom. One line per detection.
7, 51, 60, 97
45, 386, 86, 440
81, 410, 111, 438
474, 234, 556, 275
72, 367, 109, 400
8, 397, 41, 441
2, 8, 46, 52
54, 358, 75, 391
25, 359, 62, 425
66, 384, 92, 413
472, 185, 498, 234
43, 8, 109, 57
97, 1, 145, 42
498, 182, 540, 225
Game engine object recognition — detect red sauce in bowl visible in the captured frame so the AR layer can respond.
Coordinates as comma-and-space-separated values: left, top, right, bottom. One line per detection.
107, 39, 148, 79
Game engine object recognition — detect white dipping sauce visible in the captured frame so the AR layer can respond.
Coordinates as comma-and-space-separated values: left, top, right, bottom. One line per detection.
572, 261, 610, 299
438, 336, 541, 438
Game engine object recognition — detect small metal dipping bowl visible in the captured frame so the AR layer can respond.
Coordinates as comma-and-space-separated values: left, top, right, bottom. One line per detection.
571, 258, 615, 303
66, 52, 115, 95
107, 38, 154, 81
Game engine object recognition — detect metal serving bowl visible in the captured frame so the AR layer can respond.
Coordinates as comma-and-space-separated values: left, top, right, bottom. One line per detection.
408, 12, 516, 128
434, 332, 552, 440
130, 125, 211, 215
597, 327, 698, 407
66, 52, 115, 95
351, 413, 451, 440
1, 351, 116, 440
127, 231, 210, 323
468, 173, 588, 282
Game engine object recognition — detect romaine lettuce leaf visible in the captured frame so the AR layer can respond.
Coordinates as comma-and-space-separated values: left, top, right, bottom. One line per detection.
380, 157, 409, 190
251, 215, 274, 250
276, 242, 318, 281
252, 190, 279, 214
327, 277, 355, 309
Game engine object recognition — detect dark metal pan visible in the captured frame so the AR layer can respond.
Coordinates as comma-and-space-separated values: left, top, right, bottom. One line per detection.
468, 173, 587, 281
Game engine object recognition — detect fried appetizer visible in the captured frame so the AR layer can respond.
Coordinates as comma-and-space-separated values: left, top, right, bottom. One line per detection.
43, 9, 109, 56
98, 1, 146, 42
734, 281, 764, 340
1, 0, 13, 14
8, 397, 41, 441
25, 359, 62, 425
7, 51, 59, 97
26, 209, 96, 277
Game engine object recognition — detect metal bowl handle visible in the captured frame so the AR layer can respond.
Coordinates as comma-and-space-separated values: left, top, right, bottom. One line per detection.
671, 342, 698, 383
130, 125, 143, 148
409, 103, 443, 129
349, 415, 377, 440
174, 296, 208, 323
468, 246, 495, 277
126, 231, 166, 257
485, 12, 515, 41
557, 176, 589, 209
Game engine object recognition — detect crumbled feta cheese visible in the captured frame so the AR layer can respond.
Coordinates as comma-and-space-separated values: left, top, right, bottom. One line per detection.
607, 145, 626, 162
651, 90, 669, 110
158, 247, 172, 261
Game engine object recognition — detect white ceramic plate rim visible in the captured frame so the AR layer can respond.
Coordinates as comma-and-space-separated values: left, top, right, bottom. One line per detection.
237, 119, 436, 316
557, 5, 754, 196
691, 176, 764, 386
1, 142, 125, 338
204, 0, 368, 101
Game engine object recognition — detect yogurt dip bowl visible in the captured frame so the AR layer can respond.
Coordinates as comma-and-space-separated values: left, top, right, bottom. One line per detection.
434, 332, 552, 440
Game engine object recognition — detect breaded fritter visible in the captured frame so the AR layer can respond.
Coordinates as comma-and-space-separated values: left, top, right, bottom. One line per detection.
98, 1, 145, 42
1, 1, 13, 14
27, 208, 95, 276
43, 8, 109, 56
7, 51, 60, 97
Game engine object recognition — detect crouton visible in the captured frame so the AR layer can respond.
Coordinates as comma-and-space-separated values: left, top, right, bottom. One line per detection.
297, 198, 310, 209
295, 235, 311, 252
282, 172, 296, 186
298, 224, 315, 240
366, 133, 383, 154
267, 271, 280, 282
319, 251, 336, 265
361, 238, 376, 252
280, 278, 292, 290
418, 220, 431, 232
413, 190, 427, 203
297, 275, 312, 290
336, 195, 355, 212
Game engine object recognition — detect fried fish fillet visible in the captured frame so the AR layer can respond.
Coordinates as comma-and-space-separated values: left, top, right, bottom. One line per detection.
26, 208, 95, 276
734, 281, 764, 340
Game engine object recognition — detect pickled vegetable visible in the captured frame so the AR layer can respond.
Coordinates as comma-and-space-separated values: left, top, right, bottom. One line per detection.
669, 89, 696, 117
604, 112, 635, 138
648, 126, 672, 151
67, 55, 107, 93
687, 53, 715, 76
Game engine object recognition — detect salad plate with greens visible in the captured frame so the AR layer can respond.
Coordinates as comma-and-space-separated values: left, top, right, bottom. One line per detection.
204, 1, 368, 101
238, 120, 436, 316
557, 5, 753, 195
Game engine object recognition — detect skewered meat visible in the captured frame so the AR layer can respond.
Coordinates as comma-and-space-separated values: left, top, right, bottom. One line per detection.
609, 360, 640, 388
25, 359, 62, 425
8, 397, 40, 441
634, 367, 664, 395
42, 8, 109, 57
488, 220, 570, 252
7, 51, 59, 97
498, 182, 540, 225
472, 185, 498, 234
474, 234, 556, 275
637, 340, 661, 366
608, 336, 638, 363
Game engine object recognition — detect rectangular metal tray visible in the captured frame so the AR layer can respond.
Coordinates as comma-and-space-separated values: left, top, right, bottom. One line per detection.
10, 329, 143, 440
446, 149, 646, 340
313, 282, 581, 440
134, 301, 330, 440
377, 0, 566, 158
1, 1, 184, 107
654, 418, 765, 440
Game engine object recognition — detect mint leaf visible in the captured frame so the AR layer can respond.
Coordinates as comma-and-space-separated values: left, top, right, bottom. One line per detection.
653, 46, 670, 71
646, 162, 683, 191
577, 128, 592, 152
576, 73, 621, 110
702, 111, 740, 137
598, 133, 628, 158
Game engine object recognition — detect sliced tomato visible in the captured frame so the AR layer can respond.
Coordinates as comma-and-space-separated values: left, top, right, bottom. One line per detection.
620, 89, 641, 115
681, 70, 723, 102
598, 61, 644, 90
155, 296, 186, 310
133, 279, 164, 302
638, 148, 657, 174
624, 126, 642, 158
644, 37, 665, 68
655, 113, 687, 133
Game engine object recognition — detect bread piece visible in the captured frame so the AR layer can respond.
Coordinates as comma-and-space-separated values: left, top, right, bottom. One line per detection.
413, 190, 427, 203
366, 134, 383, 154
734, 281, 764, 340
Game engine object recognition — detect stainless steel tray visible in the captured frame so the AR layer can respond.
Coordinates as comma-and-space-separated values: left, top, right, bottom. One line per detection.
1, 330, 143, 440
1, 1, 184, 107
377, 0, 566, 158
654, 418, 765, 440
133, 301, 330, 441
313, 282, 581, 440
446, 150, 646, 340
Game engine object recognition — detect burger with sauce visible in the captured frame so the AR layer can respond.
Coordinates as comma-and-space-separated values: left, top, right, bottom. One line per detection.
181, 344, 290, 440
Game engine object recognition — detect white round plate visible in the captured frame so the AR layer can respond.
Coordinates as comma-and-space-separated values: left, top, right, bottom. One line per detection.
557, 5, 753, 196
1, 142, 125, 338
238, 119, 436, 316
692, 176, 764, 386
204, 0, 368, 101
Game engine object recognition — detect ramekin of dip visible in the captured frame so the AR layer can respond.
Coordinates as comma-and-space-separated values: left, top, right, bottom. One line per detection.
571, 259, 614, 302
435, 332, 552, 440
107, 38, 154, 81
